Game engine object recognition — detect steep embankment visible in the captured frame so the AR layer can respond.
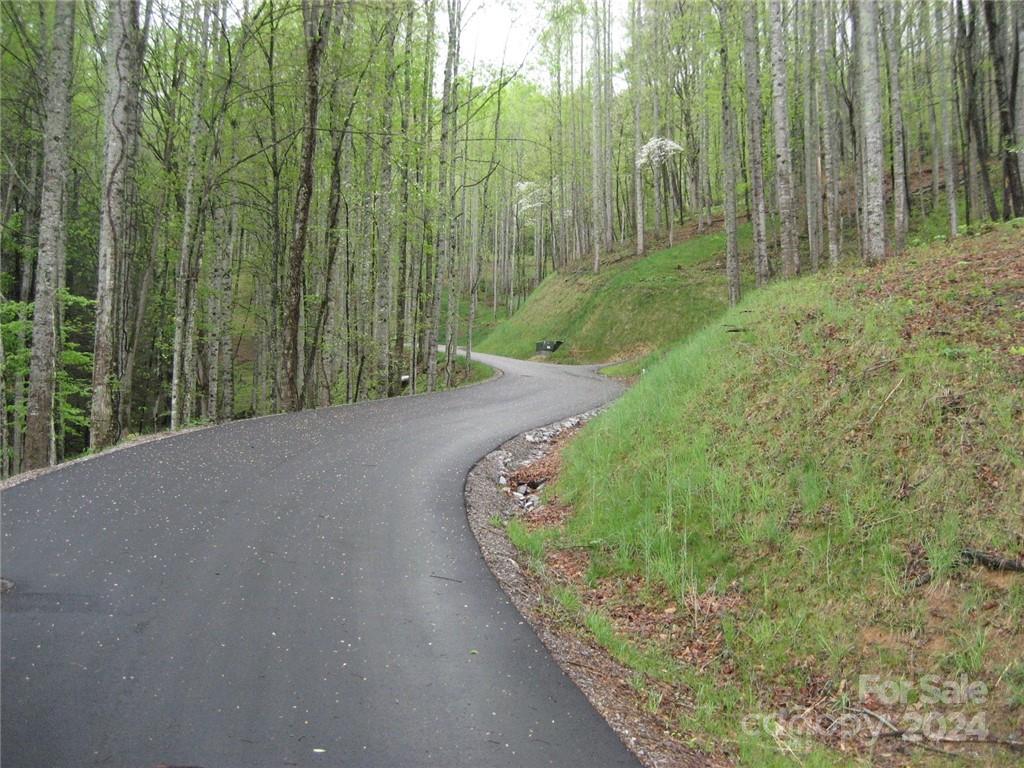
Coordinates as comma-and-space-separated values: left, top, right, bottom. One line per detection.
475, 227, 749, 365
503, 224, 1024, 764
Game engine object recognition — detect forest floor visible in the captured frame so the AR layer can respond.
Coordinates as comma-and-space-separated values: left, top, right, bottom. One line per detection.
476, 221, 1024, 766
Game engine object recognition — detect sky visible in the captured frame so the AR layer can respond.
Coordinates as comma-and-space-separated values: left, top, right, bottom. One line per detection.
451, 0, 629, 88
460, 0, 546, 78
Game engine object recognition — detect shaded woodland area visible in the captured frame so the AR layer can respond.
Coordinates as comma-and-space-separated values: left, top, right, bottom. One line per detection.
1, 0, 1021, 476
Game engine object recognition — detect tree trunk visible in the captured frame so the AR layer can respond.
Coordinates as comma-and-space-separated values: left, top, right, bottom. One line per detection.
590, 0, 603, 273
719, 4, 740, 307
391, 1, 415, 395
426, 0, 459, 391
858, 0, 887, 264
802, 0, 822, 270
632, 0, 644, 258
817, 0, 842, 265
937, 1, 959, 238
982, 0, 1024, 217
374, 19, 398, 395
170, 3, 211, 429
743, 1, 770, 284
91, 0, 142, 450
884, 1, 908, 251
281, 1, 333, 410
769, 0, 799, 276
25, 0, 75, 470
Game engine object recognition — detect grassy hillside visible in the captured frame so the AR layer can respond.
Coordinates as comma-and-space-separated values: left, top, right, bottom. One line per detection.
513, 224, 1024, 764
475, 226, 751, 364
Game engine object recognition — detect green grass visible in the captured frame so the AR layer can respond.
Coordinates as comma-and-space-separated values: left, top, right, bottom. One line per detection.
505, 223, 1024, 763
476, 226, 752, 363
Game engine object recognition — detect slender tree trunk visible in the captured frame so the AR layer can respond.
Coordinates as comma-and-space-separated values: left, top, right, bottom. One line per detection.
426, 0, 459, 391
769, 0, 799, 276
282, 0, 333, 411
937, 1, 959, 238
802, 0, 822, 270
743, 1, 770, 284
884, 1, 909, 251
632, 0, 644, 258
858, 0, 887, 264
719, 4, 740, 306
171, 2, 211, 429
590, 0, 603, 273
25, 1, 75, 470
91, 0, 142, 450
982, 0, 1024, 217
956, 0, 998, 221
374, 20, 398, 395
391, 1, 415, 395
817, 0, 841, 265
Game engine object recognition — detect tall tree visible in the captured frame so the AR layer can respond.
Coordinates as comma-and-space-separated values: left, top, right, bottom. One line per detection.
631, 0, 643, 259
90, 0, 143, 450
590, 0, 603, 273
769, 0, 799, 276
884, 0, 908, 251
802, 0, 822, 270
170, 1, 212, 429
858, 0, 886, 264
25, 0, 75, 469
982, 0, 1024, 218
817, 0, 841, 265
936, 1, 958, 237
282, 0, 334, 411
742, 0, 770, 284
718, 2, 740, 306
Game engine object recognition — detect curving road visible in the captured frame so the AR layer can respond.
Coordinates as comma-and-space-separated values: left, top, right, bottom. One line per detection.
1, 353, 636, 767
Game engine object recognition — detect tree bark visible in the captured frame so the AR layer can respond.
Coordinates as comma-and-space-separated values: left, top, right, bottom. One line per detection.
25, 0, 75, 470
631, 0, 644, 258
719, 4, 740, 306
743, 1, 770, 284
590, 0, 603, 273
802, 0, 822, 270
982, 0, 1024, 217
170, 2, 211, 429
884, 0, 908, 251
937, 1, 959, 238
282, 0, 334, 411
817, 0, 841, 265
769, 0, 799, 276
374, 19, 398, 395
91, 0, 142, 450
858, 0, 887, 264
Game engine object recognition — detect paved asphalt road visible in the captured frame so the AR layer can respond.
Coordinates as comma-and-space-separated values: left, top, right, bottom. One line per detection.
2, 353, 637, 768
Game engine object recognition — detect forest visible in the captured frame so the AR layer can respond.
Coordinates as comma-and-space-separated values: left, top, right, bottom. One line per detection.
1, 0, 1022, 476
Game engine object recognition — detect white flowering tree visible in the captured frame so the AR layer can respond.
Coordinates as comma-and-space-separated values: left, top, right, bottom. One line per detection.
636, 136, 684, 171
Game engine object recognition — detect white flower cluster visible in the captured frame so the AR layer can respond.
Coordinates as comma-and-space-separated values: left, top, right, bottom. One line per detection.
636, 136, 683, 169
515, 181, 546, 214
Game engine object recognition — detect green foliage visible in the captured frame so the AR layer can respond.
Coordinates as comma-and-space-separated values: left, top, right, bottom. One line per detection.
0, 291, 94, 462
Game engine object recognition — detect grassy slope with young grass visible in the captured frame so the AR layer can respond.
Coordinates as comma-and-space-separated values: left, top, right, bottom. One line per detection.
475, 226, 752, 365
509, 223, 1024, 764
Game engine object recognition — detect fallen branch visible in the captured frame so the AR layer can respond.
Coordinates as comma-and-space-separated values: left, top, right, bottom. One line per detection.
961, 548, 1024, 573
867, 377, 905, 426
428, 573, 464, 584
